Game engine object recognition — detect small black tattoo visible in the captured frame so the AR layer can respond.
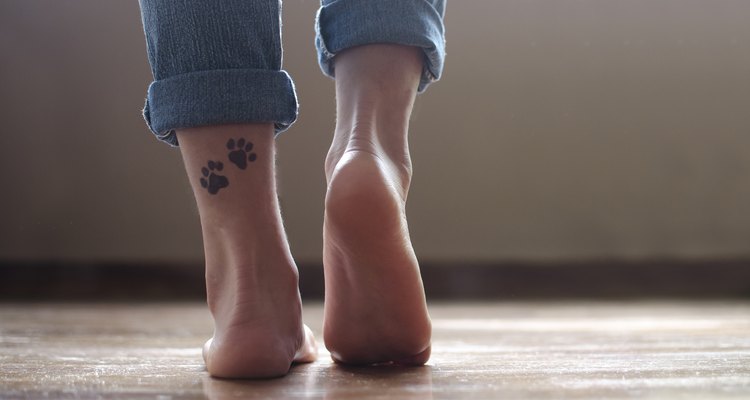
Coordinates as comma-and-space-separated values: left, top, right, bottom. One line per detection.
227, 138, 257, 170
200, 161, 229, 195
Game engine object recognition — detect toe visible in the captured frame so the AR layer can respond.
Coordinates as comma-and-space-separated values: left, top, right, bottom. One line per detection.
294, 324, 318, 363
202, 338, 213, 367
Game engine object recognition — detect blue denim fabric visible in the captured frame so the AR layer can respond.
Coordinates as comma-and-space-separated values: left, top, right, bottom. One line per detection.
138, 0, 295, 146
139, 0, 446, 146
316, 0, 446, 94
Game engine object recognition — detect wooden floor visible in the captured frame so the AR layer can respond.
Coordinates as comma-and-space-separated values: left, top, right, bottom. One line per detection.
1, 302, 749, 399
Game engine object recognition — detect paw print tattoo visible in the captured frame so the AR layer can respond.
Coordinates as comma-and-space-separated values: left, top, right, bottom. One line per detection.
199, 138, 258, 195
200, 161, 229, 195
227, 138, 257, 170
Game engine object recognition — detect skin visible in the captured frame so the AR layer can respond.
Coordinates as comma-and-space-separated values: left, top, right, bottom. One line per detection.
322, 44, 431, 365
177, 123, 317, 379
175, 43, 430, 378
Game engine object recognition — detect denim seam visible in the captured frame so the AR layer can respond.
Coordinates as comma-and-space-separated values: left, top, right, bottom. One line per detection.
314, 9, 336, 70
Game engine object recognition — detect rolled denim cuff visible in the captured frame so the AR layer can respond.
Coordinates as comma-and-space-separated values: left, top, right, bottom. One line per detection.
143, 68, 298, 146
315, 0, 446, 93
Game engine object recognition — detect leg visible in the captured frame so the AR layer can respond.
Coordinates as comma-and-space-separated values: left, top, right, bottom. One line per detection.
179, 124, 316, 378
314, 0, 447, 365
323, 44, 432, 365
138, 0, 316, 378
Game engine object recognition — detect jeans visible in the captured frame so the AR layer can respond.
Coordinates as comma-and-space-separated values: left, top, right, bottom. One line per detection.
138, 0, 447, 146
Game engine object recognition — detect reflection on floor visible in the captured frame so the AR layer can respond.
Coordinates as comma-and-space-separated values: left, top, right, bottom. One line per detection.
1, 302, 749, 399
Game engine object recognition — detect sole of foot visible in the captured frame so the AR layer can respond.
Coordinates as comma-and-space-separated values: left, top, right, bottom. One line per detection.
322, 150, 431, 365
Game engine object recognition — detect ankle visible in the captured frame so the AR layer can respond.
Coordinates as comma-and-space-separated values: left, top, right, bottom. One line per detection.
201, 221, 299, 310
327, 44, 421, 188
205, 256, 298, 311
325, 127, 413, 191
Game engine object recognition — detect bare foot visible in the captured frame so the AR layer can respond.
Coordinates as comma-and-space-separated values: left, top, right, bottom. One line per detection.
322, 44, 432, 365
177, 123, 317, 378
323, 150, 431, 365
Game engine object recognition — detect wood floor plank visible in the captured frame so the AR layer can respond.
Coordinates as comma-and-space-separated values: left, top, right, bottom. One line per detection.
1, 302, 749, 399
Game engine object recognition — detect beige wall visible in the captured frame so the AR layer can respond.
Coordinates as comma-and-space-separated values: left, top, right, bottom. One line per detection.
1, 0, 748, 264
